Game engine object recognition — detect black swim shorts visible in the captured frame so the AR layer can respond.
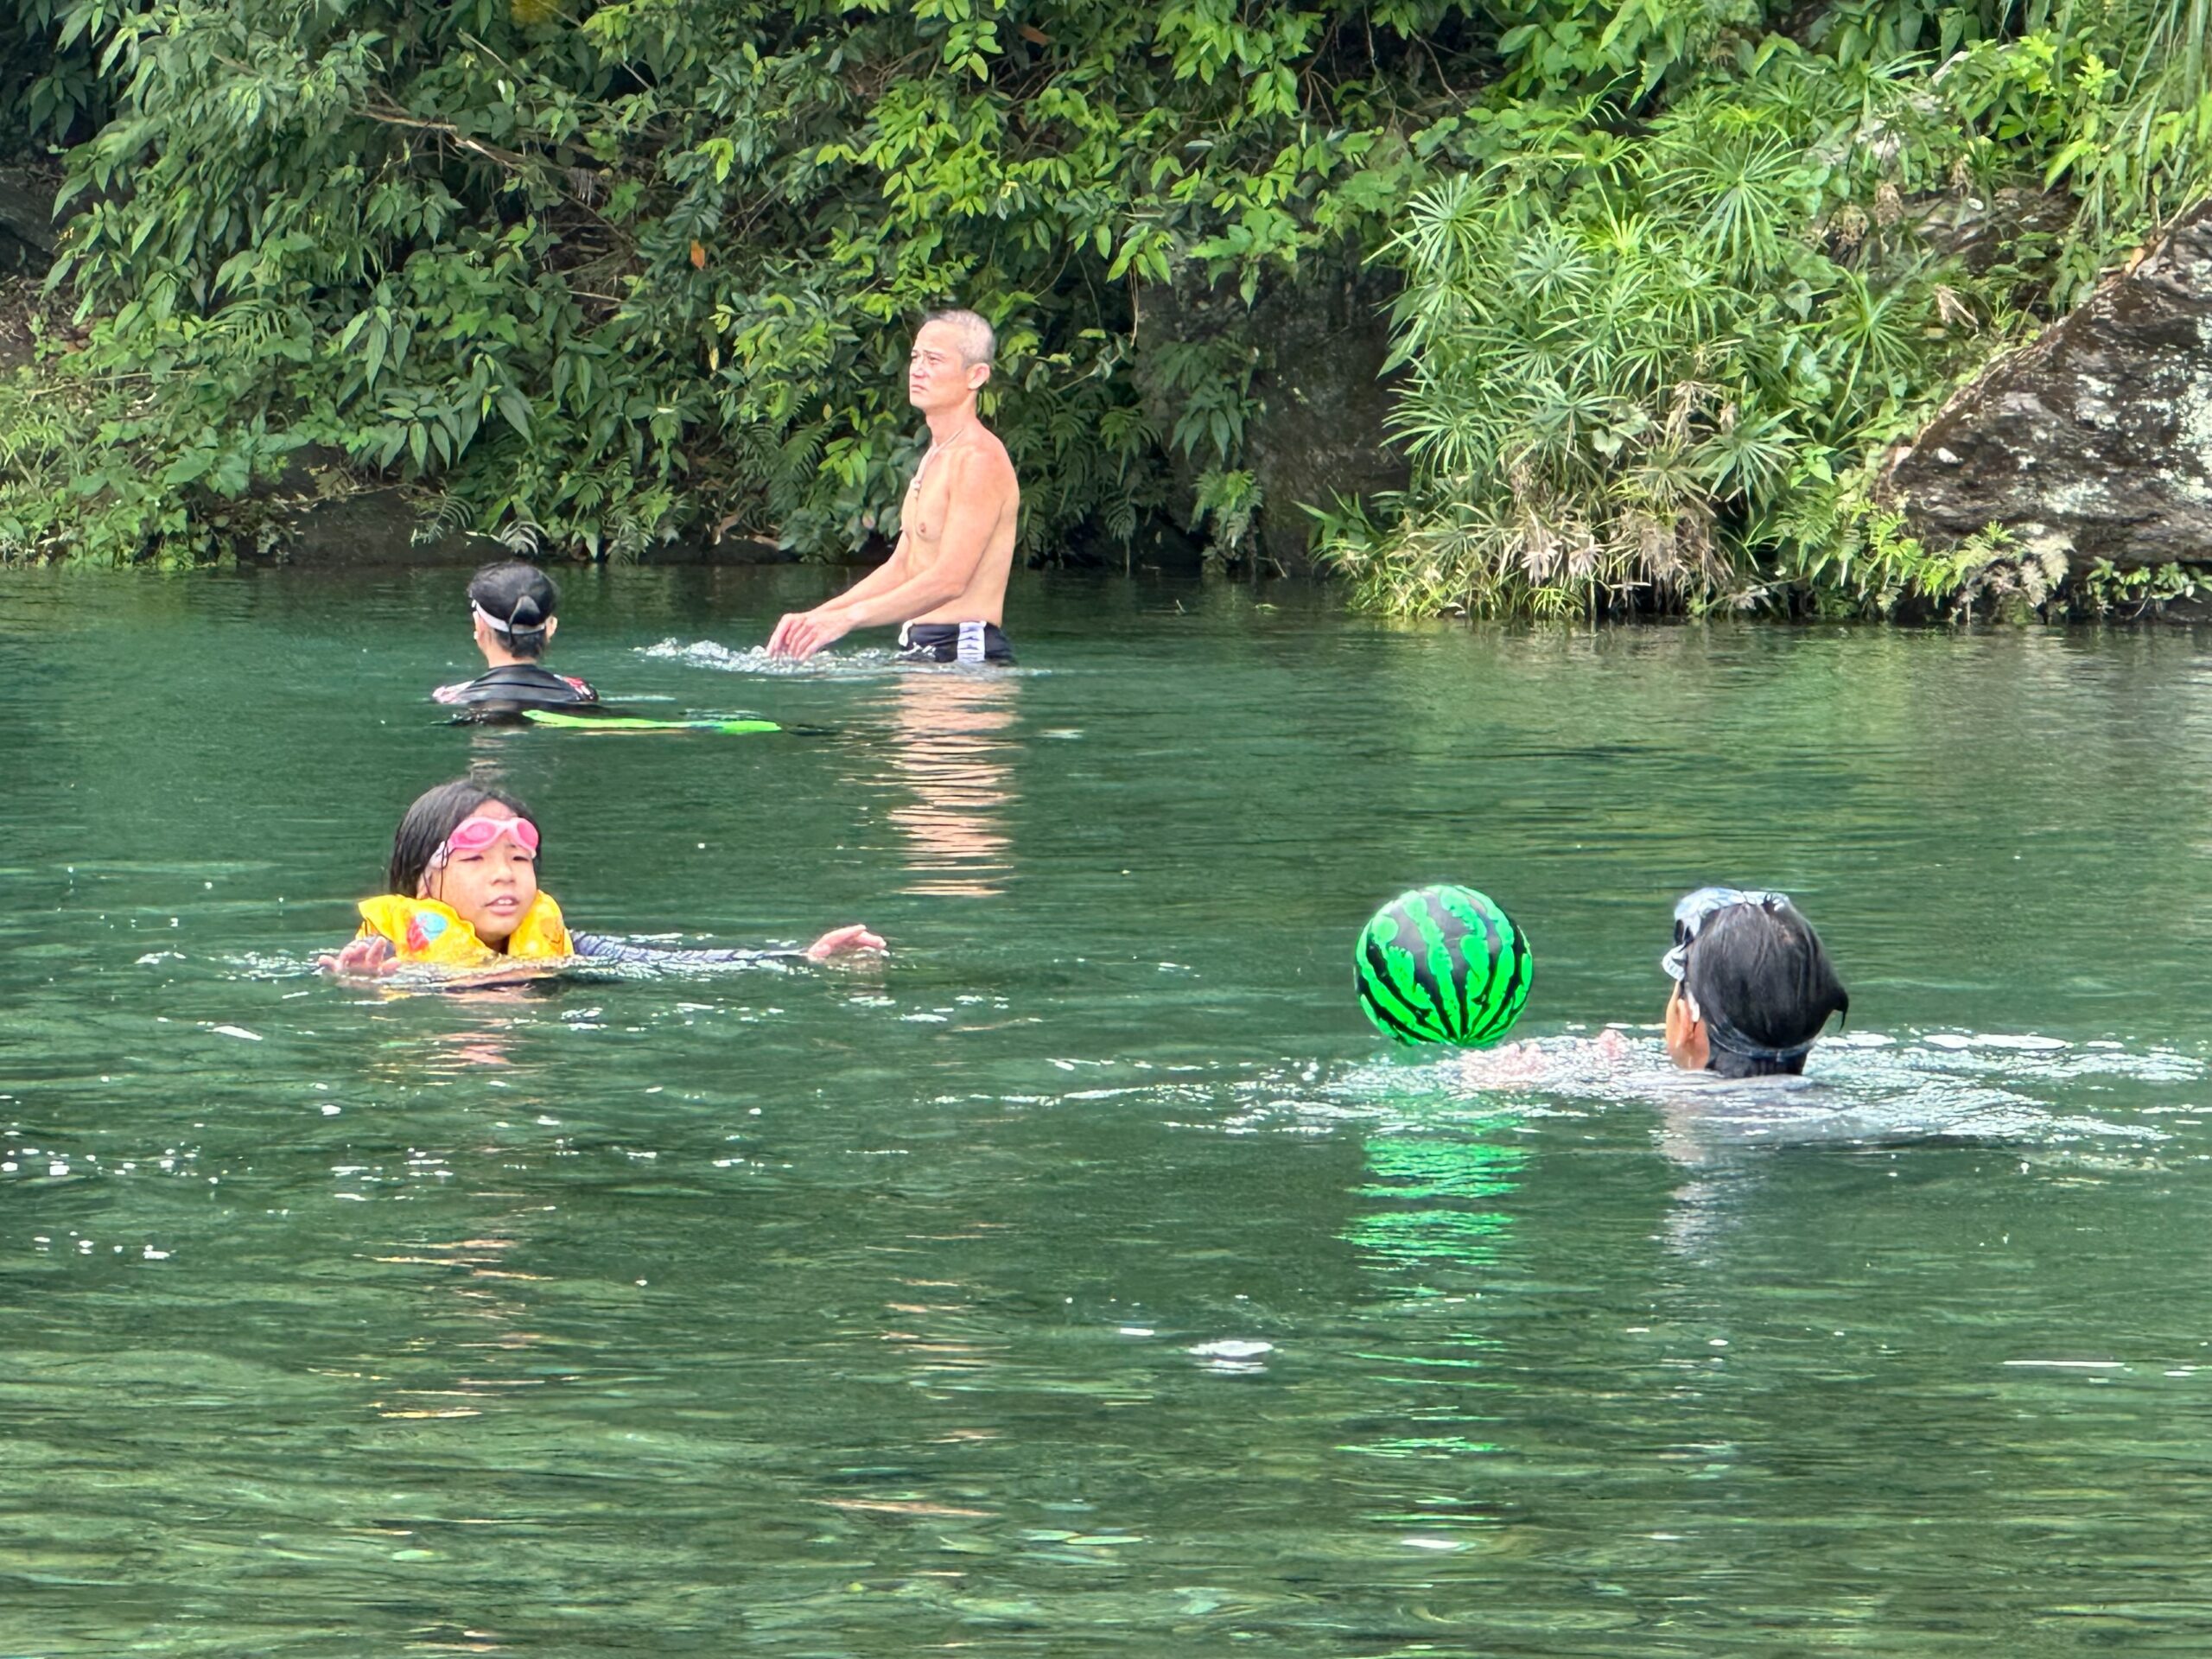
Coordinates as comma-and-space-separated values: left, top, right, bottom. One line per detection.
896, 621, 1015, 665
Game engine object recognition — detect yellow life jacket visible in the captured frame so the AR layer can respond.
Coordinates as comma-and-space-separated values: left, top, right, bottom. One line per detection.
356, 892, 574, 966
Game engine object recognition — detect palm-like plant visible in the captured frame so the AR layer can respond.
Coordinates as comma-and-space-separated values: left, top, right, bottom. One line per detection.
1324, 37, 2004, 619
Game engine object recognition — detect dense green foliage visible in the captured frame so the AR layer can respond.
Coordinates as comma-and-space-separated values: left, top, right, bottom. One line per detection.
1320, 0, 2212, 616
1, 0, 2209, 616
0, 0, 1476, 564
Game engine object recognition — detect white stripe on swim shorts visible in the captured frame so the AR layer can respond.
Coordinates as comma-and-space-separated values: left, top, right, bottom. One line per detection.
957, 620, 985, 664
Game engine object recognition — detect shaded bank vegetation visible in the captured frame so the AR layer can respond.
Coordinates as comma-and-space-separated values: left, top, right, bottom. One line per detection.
1, 0, 2209, 617
1323, 0, 2212, 618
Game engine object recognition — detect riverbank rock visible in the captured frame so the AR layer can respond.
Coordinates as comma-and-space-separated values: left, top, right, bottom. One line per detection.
1137, 257, 1406, 575
0, 166, 60, 275
245, 470, 811, 566
257, 485, 503, 565
636, 530, 800, 565
1887, 196, 2212, 570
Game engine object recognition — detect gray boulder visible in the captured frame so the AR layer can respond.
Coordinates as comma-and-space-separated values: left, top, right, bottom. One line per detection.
1887, 196, 2212, 570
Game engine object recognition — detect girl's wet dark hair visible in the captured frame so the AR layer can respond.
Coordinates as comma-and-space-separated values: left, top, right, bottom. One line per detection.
467, 560, 558, 659
387, 779, 537, 895
1683, 899, 1849, 1079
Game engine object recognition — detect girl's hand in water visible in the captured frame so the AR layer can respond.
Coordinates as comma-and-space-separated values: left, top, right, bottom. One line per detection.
805, 924, 887, 961
319, 936, 397, 977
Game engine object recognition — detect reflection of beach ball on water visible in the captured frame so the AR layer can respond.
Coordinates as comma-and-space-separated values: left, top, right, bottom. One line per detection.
1355, 885, 1533, 1047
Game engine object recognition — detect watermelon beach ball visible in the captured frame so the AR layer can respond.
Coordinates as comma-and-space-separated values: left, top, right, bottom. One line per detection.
1354, 884, 1533, 1047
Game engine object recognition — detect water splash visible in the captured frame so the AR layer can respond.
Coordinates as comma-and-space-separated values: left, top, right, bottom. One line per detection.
641, 638, 1051, 678
642, 639, 914, 677
1224, 1027, 2196, 1152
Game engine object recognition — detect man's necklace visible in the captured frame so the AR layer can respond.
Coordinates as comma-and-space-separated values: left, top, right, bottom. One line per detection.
909, 420, 975, 493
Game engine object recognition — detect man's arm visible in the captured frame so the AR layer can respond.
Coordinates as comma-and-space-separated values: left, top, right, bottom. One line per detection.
766, 538, 912, 657
818, 538, 915, 614
771, 449, 1011, 658
819, 450, 1007, 629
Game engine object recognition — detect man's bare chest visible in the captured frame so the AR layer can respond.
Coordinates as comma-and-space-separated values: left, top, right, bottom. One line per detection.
904, 463, 953, 548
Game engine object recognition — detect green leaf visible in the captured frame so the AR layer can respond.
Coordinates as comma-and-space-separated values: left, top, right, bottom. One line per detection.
159, 449, 214, 486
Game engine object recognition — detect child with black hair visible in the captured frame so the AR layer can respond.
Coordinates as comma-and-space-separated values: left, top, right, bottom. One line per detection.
1661, 888, 1848, 1078
433, 561, 600, 714
320, 779, 882, 977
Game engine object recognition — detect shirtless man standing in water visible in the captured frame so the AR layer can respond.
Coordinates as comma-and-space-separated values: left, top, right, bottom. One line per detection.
766, 309, 1020, 664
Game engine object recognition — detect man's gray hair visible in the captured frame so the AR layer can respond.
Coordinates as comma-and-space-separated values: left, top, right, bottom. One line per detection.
922, 308, 996, 368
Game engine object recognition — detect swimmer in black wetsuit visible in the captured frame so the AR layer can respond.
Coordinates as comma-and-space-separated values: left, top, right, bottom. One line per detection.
434, 561, 599, 715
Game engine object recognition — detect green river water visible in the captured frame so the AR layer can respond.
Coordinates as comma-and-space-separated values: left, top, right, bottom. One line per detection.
5, 566, 2212, 1656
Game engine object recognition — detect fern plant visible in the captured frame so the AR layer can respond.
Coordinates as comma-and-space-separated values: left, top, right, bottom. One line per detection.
1325, 51, 1980, 616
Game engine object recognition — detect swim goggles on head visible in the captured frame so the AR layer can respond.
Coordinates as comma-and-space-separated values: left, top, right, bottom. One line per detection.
1659, 887, 1793, 982
434, 815, 539, 866
1662, 886, 1833, 1065
471, 600, 538, 634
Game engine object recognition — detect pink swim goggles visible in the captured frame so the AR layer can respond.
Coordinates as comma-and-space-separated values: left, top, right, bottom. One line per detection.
435, 815, 540, 864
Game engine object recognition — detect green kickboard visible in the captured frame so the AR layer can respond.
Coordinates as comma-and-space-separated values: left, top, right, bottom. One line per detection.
524, 709, 781, 734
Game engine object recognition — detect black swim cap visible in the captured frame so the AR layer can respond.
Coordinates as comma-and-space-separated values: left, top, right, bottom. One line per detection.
1681, 896, 1848, 1077
467, 561, 558, 657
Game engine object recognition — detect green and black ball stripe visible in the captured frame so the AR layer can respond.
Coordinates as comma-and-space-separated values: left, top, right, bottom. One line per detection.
1355, 885, 1533, 1047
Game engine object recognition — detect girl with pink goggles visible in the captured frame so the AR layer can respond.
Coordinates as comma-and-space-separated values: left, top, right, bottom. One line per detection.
432, 815, 540, 865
